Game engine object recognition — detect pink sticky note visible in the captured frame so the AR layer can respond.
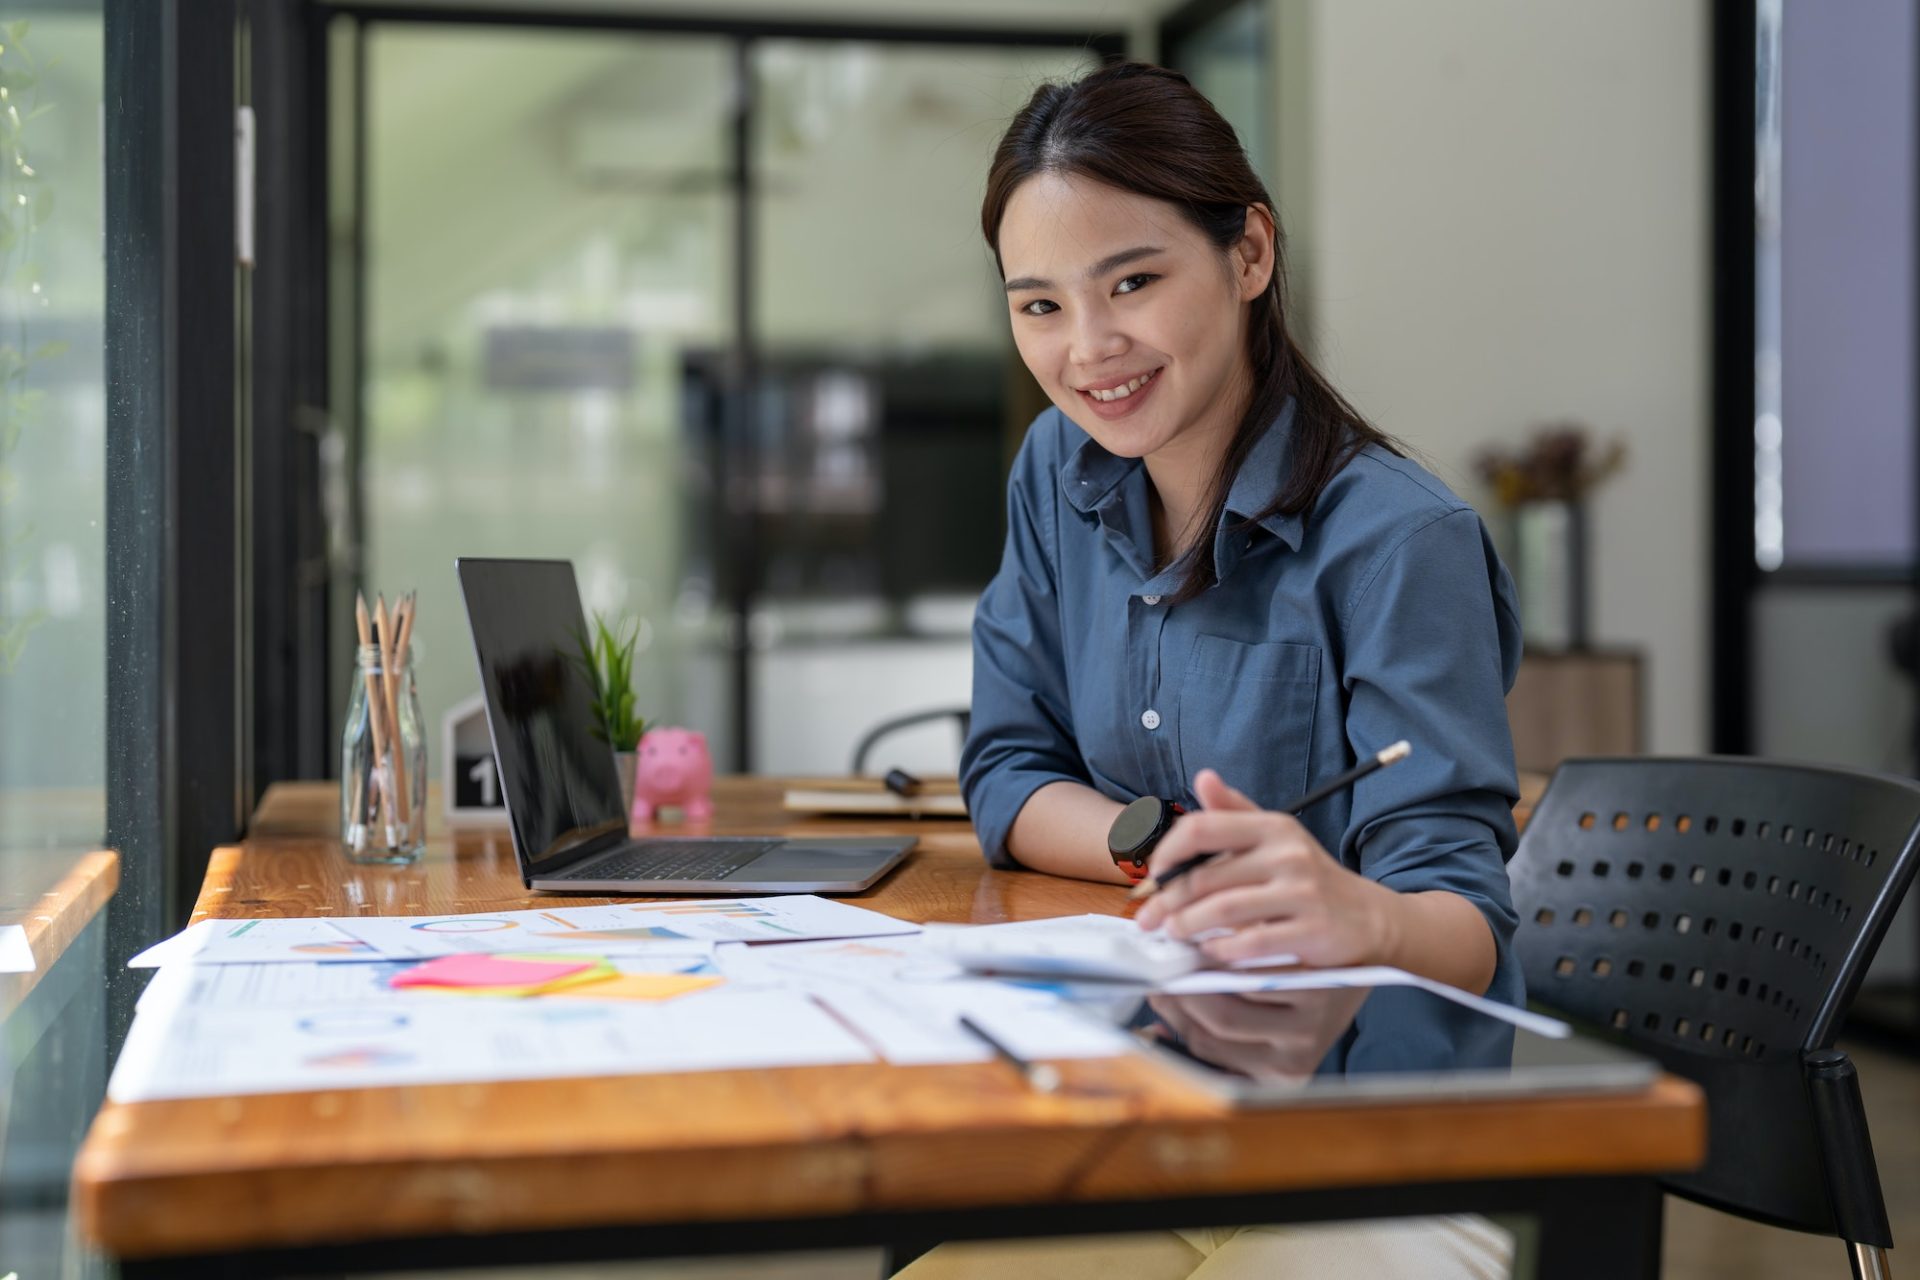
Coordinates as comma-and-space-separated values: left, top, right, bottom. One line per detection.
390, 953, 594, 990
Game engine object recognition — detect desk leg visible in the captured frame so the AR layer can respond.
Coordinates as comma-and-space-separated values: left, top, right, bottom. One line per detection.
1534, 1178, 1663, 1280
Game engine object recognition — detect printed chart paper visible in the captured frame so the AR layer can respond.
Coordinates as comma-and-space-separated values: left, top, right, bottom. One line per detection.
139, 951, 720, 1014
330, 896, 916, 959
921, 914, 1206, 983
811, 979, 1132, 1066
129, 917, 382, 967
137, 958, 417, 1012
108, 986, 874, 1102
717, 938, 1131, 1066
714, 934, 961, 989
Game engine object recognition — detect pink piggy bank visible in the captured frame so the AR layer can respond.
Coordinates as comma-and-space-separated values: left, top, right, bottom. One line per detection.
631, 727, 714, 823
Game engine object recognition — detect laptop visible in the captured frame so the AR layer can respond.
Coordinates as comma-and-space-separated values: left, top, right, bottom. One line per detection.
457, 557, 915, 894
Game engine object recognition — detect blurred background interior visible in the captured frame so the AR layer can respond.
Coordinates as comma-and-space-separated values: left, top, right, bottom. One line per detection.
4, 0, 1919, 1277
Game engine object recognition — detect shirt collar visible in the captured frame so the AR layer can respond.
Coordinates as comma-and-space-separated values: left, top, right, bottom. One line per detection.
1060, 431, 1135, 515
1222, 397, 1305, 551
1059, 397, 1313, 587
1061, 399, 1305, 549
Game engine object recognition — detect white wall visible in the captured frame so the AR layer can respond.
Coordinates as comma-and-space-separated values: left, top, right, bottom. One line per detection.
1277, 0, 1711, 754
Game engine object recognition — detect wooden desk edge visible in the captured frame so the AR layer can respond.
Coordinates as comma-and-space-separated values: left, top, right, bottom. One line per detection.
73, 1071, 1704, 1260
0, 849, 120, 1019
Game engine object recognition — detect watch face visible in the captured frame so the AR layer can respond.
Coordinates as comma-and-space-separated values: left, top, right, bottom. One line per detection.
1109, 795, 1168, 859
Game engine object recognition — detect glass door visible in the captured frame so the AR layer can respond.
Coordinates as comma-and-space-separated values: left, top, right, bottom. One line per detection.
332, 17, 1105, 776
342, 22, 740, 767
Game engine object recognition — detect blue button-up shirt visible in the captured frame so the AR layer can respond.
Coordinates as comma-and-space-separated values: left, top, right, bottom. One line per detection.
961, 400, 1527, 1037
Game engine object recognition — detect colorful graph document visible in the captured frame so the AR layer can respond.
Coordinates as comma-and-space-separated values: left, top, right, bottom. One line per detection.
329, 896, 916, 959
129, 917, 382, 967
137, 958, 418, 1012
715, 937, 1133, 1066
108, 984, 875, 1102
137, 951, 719, 1014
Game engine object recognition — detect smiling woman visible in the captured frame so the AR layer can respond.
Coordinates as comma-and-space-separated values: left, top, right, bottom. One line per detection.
943, 62, 1527, 1280
981, 62, 1397, 602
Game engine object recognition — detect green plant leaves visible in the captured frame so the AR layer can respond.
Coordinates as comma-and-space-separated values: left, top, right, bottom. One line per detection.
568, 612, 647, 751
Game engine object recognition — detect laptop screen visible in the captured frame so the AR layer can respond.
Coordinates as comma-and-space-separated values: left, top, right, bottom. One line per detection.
457, 559, 629, 869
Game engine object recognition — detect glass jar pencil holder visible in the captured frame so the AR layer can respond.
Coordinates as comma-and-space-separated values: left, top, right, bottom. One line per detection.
341, 643, 426, 863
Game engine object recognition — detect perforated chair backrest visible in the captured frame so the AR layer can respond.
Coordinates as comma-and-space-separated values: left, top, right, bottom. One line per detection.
1511, 757, 1920, 1235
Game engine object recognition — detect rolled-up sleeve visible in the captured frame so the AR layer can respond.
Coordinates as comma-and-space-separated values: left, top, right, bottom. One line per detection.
959, 433, 1088, 868
1337, 506, 1525, 1003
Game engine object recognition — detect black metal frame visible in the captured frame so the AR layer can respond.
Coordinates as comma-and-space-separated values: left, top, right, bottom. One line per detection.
104, 0, 244, 1036
1708, 0, 1757, 756
291, 4, 1125, 774
246, 0, 336, 796
117, 1172, 1665, 1280
1712, 0, 1920, 756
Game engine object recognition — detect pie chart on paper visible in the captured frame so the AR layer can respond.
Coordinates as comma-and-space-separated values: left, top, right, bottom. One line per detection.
410, 918, 517, 934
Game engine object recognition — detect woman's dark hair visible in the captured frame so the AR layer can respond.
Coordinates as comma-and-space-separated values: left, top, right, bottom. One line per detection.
982, 61, 1399, 602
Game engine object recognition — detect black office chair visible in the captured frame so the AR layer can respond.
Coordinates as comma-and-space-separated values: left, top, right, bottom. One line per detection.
850, 707, 971, 777
1511, 757, 1920, 1280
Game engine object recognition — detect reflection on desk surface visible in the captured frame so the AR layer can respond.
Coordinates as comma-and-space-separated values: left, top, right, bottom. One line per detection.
1090, 983, 1656, 1105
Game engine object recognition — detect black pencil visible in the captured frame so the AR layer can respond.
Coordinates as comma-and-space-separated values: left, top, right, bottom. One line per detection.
958, 1014, 1061, 1093
1128, 740, 1414, 902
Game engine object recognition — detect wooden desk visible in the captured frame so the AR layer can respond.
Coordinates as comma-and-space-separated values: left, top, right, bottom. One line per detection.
74, 778, 1698, 1279
0, 847, 119, 1019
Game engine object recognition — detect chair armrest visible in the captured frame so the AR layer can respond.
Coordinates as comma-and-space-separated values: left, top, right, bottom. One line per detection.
1804, 1048, 1895, 1249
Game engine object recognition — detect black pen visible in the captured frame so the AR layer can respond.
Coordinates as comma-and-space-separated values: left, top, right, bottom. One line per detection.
1128, 740, 1414, 902
958, 1014, 1061, 1093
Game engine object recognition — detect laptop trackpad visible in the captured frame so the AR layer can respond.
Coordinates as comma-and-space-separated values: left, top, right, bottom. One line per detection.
765, 846, 896, 880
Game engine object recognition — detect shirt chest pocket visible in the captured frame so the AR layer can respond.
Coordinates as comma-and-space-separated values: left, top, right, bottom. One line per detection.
1176, 635, 1322, 809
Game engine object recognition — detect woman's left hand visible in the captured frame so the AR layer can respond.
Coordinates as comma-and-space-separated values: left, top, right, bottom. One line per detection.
1133, 769, 1401, 967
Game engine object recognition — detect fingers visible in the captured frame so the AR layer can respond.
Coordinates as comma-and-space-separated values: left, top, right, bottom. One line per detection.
1135, 849, 1285, 929
1196, 920, 1310, 965
1144, 809, 1303, 878
1192, 768, 1258, 812
1165, 882, 1309, 941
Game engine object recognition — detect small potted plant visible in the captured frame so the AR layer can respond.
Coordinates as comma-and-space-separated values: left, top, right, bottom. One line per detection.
572, 613, 647, 811
1474, 423, 1626, 650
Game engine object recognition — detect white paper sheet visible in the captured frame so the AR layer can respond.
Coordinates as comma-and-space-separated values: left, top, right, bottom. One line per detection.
108, 985, 874, 1102
330, 896, 917, 959
921, 914, 1205, 983
811, 979, 1133, 1066
128, 917, 381, 967
0, 923, 34, 973
135, 957, 414, 1012
717, 937, 1131, 1065
1160, 966, 1571, 1039
714, 934, 960, 989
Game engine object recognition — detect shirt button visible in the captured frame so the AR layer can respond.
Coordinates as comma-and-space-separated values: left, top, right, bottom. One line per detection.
1141, 594, 1161, 605
1141, 709, 1161, 730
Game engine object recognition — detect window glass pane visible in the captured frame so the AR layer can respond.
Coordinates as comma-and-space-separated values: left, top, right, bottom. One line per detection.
1167, 1, 1272, 191
358, 26, 738, 766
0, 11, 106, 852
0, 12, 111, 1279
1772, 0, 1917, 568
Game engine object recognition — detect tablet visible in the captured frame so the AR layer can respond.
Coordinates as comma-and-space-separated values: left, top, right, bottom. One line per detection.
1088, 983, 1657, 1107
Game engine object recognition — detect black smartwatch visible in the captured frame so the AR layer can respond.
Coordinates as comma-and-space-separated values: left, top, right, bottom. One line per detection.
1108, 795, 1184, 881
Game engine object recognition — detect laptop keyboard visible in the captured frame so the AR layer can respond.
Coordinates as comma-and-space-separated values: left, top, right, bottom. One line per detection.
561, 839, 782, 883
